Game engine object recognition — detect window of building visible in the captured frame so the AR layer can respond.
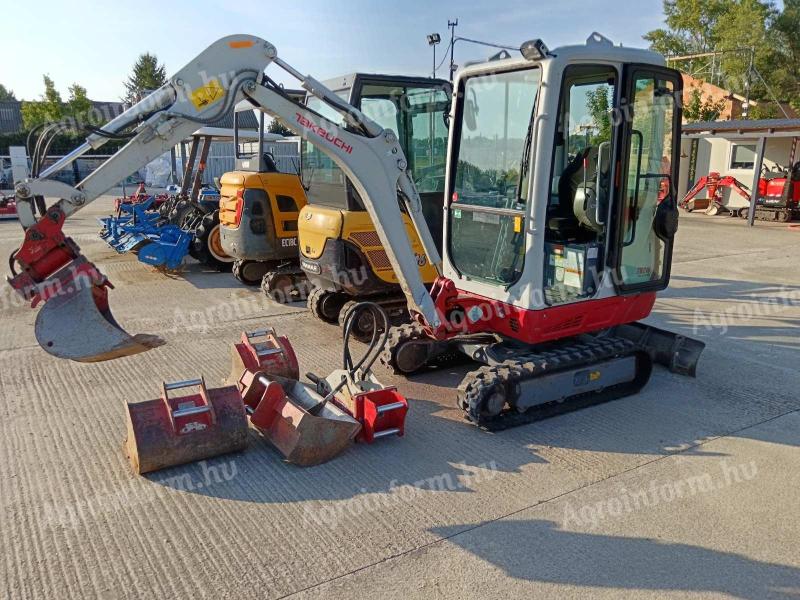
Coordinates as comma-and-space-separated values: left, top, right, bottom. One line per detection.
730, 144, 757, 169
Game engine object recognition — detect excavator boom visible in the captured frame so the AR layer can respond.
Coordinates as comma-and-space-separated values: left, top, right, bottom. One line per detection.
8, 35, 441, 362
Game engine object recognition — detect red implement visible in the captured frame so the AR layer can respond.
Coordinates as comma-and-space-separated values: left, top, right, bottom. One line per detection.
228, 328, 300, 384
125, 377, 248, 474
7, 206, 164, 362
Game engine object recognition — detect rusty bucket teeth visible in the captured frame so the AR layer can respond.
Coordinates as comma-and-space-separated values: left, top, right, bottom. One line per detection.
34, 283, 165, 363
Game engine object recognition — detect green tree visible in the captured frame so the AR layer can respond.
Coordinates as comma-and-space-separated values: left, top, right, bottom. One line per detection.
644, 0, 728, 55
267, 118, 292, 136
713, 0, 776, 99
66, 84, 92, 122
683, 87, 727, 122
0, 84, 16, 101
21, 75, 64, 129
645, 0, 800, 117
123, 53, 167, 104
768, 0, 800, 112
585, 87, 612, 143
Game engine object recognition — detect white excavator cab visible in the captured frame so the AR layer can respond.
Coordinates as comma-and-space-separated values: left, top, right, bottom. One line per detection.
441, 33, 683, 338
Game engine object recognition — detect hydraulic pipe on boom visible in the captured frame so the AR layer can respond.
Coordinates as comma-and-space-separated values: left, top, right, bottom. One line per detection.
7, 35, 442, 362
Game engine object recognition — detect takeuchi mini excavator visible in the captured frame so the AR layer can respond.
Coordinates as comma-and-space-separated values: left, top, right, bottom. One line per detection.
7, 33, 703, 428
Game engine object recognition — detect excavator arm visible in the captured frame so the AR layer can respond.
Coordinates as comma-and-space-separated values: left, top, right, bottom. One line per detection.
8, 34, 442, 362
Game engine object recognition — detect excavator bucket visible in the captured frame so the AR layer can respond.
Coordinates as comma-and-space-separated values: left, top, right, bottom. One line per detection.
34, 282, 165, 362
125, 377, 248, 475
227, 328, 300, 385
237, 370, 360, 467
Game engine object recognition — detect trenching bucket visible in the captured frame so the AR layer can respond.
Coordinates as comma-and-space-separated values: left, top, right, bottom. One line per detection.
125, 377, 248, 474
237, 370, 360, 467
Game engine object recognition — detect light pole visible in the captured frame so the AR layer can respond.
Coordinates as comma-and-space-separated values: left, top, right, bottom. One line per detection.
448, 19, 459, 81
427, 33, 441, 78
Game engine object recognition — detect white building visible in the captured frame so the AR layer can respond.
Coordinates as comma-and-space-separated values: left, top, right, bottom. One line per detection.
679, 119, 800, 219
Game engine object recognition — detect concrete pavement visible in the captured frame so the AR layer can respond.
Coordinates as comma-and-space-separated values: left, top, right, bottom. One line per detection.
0, 200, 798, 599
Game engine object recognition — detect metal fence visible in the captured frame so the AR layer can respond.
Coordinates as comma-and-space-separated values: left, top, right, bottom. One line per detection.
1, 138, 301, 190
175, 140, 300, 184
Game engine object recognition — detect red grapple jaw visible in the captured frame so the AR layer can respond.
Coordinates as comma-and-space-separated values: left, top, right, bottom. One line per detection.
8, 207, 165, 363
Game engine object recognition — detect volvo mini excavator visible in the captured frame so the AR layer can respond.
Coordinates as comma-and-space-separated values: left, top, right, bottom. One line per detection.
296, 74, 450, 337
7, 33, 703, 429
217, 104, 307, 285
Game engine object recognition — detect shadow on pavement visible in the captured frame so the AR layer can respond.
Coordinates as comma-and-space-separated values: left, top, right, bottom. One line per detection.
431, 519, 800, 599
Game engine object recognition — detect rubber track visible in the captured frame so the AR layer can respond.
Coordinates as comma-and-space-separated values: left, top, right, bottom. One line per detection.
457, 337, 652, 431
261, 262, 305, 300
381, 322, 464, 374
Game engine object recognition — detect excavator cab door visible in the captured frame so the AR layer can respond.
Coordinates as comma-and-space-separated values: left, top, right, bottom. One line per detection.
610, 65, 683, 294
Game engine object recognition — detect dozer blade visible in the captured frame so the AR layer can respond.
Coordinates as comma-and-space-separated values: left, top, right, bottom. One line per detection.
35, 283, 165, 362
612, 322, 705, 377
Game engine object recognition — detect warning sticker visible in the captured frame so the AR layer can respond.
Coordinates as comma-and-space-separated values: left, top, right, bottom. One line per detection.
190, 79, 225, 110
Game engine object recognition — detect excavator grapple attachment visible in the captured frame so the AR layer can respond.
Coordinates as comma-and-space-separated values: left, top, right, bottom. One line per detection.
125, 377, 248, 475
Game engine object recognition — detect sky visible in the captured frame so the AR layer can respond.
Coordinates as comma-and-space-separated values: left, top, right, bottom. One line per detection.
5, 0, 667, 102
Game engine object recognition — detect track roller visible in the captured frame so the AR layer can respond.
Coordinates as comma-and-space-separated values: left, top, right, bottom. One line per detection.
308, 288, 346, 324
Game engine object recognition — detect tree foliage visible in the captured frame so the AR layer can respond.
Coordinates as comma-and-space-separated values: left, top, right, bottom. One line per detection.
644, 0, 729, 55
267, 118, 292, 136
67, 84, 92, 121
123, 53, 167, 104
645, 0, 798, 117
769, 0, 800, 113
21, 75, 64, 129
0, 84, 16, 101
683, 87, 727, 122
585, 87, 612, 144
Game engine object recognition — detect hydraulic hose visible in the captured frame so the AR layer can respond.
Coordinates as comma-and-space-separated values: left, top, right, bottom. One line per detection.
341, 302, 390, 377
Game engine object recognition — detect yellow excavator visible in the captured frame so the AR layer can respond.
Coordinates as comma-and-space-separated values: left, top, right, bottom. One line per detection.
217, 74, 450, 311
296, 74, 450, 337
216, 106, 307, 286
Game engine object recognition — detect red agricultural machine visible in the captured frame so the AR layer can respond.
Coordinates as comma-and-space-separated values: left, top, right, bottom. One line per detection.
0, 194, 17, 220
681, 162, 800, 222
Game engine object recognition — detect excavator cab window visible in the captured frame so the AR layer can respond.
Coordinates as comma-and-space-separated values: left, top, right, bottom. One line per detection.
300, 92, 351, 209
358, 82, 450, 195
448, 67, 540, 285
300, 78, 450, 220
615, 70, 681, 290
544, 65, 616, 305
358, 81, 450, 250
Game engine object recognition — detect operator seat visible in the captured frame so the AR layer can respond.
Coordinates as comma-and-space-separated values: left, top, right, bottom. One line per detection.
262, 153, 279, 173
548, 147, 595, 240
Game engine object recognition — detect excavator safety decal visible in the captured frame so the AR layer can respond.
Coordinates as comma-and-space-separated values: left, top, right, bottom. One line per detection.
295, 113, 353, 154
191, 79, 225, 110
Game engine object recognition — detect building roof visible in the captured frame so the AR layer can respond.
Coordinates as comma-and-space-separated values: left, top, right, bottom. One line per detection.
683, 118, 800, 138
